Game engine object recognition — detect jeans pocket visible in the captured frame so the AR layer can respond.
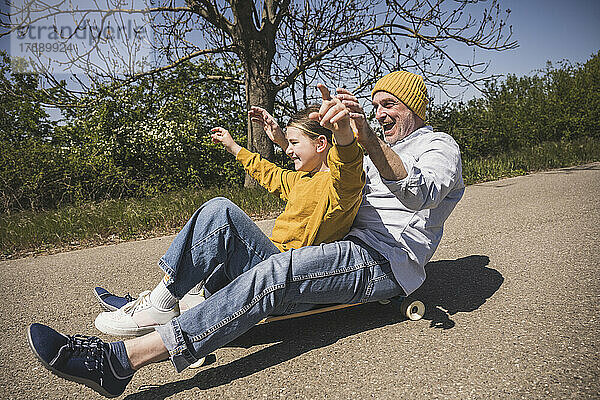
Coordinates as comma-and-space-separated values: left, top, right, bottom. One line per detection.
361, 265, 404, 303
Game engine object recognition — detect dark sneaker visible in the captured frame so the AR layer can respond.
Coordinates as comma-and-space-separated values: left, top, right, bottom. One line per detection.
94, 286, 136, 311
27, 323, 134, 398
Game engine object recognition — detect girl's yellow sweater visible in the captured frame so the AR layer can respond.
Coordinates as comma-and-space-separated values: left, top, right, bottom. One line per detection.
236, 140, 365, 252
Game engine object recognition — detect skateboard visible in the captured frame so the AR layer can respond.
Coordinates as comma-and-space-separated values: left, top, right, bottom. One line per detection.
94, 287, 425, 323
93, 287, 424, 369
187, 296, 424, 369
187, 296, 425, 368
258, 296, 425, 324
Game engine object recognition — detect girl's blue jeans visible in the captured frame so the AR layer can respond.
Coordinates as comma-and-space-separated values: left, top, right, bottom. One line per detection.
154, 197, 404, 372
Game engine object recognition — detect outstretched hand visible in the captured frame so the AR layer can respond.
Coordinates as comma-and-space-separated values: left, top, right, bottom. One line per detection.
335, 87, 374, 145
248, 106, 287, 149
211, 127, 242, 156
309, 84, 353, 146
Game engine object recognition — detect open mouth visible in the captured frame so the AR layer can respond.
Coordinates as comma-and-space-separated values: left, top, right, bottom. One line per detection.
382, 122, 395, 133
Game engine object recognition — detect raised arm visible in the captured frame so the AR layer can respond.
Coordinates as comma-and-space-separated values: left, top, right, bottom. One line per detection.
336, 88, 408, 181
308, 84, 365, 211
211, 127, 242, 156
248, 106, 288, 150
336, 88, 462, 211
356, 131, 408, 181
211, 127, 300, 200
309, 84, 354, 146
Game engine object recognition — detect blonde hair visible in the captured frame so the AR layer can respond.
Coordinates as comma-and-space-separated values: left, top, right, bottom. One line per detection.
286, 105, 333, 143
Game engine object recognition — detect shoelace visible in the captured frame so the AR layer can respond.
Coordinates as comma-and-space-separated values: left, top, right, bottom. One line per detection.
121, 290, 152, 316
66, 334, 105, 374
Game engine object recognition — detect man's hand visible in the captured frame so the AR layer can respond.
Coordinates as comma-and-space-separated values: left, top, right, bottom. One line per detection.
211, 127, 242, 156
248, 106, 288, 150
309, 84, 353, 146
336, 88, 408, 181
335, 87, 377, 146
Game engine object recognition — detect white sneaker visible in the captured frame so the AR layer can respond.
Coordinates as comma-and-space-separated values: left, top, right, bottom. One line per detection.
179, 288, 206, 312
94, 291, 180, 337
188, 356, 206, 369
180, 288, 207, 369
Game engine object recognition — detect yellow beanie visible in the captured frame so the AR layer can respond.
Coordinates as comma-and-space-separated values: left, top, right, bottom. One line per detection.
371, 71, 428, 121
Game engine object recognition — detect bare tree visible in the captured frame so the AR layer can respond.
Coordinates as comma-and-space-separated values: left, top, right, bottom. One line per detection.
2, 0, 516, 184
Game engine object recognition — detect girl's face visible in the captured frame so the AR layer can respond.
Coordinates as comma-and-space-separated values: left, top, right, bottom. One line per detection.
285, 127, 328, 173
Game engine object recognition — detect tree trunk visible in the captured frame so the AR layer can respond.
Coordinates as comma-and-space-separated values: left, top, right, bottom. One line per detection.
229, 0, 280, 186
244, 68, 277, 186
236, 49, 277, 184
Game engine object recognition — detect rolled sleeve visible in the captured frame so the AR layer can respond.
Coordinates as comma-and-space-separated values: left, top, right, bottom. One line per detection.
382, 136, 461, 210
327, 139, 365, 210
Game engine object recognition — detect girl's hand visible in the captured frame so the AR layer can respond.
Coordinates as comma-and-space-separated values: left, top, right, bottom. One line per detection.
335, 87, 377, 146
309, 84, 353, 146
211, 127, 242, 156
248, 106, 287, 149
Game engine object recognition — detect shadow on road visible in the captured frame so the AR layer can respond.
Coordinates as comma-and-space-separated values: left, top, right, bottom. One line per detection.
126, 301, 403, 399
125, 255, 502, 399
413, 255, 503, 329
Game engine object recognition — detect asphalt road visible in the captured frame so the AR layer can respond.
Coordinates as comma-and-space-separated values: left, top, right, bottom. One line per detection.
1, 163, 599, 399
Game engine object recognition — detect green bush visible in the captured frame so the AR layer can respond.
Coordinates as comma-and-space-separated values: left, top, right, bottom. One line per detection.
2, 52, 599, 214
429, 52, 600, 159
1, 58, 247, 212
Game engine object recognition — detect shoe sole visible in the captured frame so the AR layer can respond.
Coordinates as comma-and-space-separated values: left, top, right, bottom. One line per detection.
188, 356, 206, 369
94, 314, 157, 337
27, 326, 120, 398
93, 290, 119, 312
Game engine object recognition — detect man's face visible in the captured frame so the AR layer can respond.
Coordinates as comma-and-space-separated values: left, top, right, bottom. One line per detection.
372, 91, 417, 144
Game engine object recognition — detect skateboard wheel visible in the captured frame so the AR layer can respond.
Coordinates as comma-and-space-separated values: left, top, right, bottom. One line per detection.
400, 298, 425, 321
188, 356, 206, 369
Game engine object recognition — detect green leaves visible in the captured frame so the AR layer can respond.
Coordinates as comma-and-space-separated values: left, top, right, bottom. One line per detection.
3, 51, 598, 214
429, 52, 600, 160
1, 58, 247, 212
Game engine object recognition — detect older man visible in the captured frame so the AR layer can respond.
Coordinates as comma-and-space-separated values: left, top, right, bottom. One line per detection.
27, 71, 464, 398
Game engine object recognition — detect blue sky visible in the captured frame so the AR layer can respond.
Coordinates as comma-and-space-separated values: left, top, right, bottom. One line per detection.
2, 0, 599, 103
428, 0, 600, 101
486, 0, 599, 75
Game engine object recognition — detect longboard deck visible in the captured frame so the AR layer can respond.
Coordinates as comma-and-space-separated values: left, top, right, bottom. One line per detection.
259, 296, 425, 324
188, 296, 424, 369
259, 303, 361, 324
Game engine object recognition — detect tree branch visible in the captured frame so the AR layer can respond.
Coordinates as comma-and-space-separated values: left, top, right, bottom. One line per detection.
187, 0, 234, 37
0, 4, 194, 39
115, 45, 239, 85
277, 24, 412, 92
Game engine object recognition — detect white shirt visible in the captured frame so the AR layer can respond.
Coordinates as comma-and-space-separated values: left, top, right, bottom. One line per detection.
347, 126, 465, 295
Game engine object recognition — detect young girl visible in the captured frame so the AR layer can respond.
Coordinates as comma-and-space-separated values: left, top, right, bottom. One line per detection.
212, 105, 364, 252
92, 86, 365, 338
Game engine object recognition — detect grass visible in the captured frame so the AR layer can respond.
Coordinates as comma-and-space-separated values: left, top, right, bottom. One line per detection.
462, 139, 600, 184
1, 138, 599, 259
0, 186, 285, 259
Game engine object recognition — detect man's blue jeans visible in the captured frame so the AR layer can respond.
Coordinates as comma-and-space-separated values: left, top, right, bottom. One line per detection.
154, 197, 404, 372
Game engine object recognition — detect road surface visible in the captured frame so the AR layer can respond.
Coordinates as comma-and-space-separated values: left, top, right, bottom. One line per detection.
1, 163, 598, 399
